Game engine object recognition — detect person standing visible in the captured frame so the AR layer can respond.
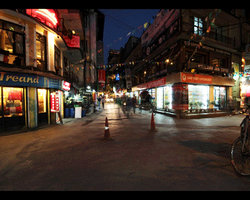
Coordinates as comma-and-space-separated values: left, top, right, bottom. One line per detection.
132, 95, 137, 114
101, 95, 105, 109
97, 96, 101, 109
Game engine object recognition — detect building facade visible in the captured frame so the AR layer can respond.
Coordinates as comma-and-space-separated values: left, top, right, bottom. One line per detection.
128, 9, 248, 118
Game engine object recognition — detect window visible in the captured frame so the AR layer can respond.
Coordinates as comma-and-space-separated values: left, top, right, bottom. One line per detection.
194, 17, 203, 36
188, 85, 209, 109
54, 45, 61, 74
0, 87, 2, 118
3, 87, 23, 117
36, 33, 47, 71
0, 19, 25, 66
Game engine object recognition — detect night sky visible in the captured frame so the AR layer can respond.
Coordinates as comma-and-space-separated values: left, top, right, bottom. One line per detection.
99, 9, 160, 65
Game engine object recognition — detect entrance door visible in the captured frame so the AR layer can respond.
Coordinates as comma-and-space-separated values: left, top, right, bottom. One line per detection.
37, 88, 48, 126
214, 86, 226, 110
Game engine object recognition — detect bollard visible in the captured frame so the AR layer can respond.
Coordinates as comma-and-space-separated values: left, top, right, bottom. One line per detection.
104, 117, 111, 139
150, 112, 156, 132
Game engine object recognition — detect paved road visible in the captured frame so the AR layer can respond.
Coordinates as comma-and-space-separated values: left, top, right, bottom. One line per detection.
0, 103, 249, 191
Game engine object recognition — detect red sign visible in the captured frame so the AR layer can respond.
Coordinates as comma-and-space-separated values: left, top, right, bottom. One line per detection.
63, 35, 80, 48
181, 72, 212, 84
51, 92, 59, 112
137, 77, 167, 89
62, 81, 71, 91
26, 9, 58, 29
98, 69, 106, 84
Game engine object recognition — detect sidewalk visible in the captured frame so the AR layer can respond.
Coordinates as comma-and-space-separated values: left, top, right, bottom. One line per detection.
0, 106, 104, 137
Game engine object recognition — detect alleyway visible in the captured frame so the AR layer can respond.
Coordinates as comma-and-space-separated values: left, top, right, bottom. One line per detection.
0, 103, 249, 191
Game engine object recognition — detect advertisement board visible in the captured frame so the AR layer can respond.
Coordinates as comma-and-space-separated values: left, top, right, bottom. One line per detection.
50, 92, 60, 112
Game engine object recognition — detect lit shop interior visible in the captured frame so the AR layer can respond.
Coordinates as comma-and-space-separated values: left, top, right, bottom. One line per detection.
0, 87, 25, 129
134, 84, 228, 112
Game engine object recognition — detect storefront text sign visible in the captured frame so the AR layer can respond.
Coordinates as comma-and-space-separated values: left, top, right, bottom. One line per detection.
50, 92, 59, 112
63, 35, 80, 48
181, 72, 212, 84
0, 72, 62, 89
62, 81, 71, 91
137, 77, 167, 89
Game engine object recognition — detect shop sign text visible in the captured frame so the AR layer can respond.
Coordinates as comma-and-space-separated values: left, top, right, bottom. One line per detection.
181, 72, 212, 84
0, 72, 62, 89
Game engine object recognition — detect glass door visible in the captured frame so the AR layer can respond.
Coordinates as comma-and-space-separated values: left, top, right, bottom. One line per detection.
37, 88, 48, 126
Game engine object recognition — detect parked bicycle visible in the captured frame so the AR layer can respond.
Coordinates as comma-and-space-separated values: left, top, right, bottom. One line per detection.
231, 108, 250, 176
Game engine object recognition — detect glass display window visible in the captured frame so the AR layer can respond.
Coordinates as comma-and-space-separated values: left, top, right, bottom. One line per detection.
0, 87, 2, 118
156, 87, 164, 109
188, 85, 209, 109
38, 89, 47, 113
3, 87, 23, 117
164, 85, 172, 109
214, 86, 226, 110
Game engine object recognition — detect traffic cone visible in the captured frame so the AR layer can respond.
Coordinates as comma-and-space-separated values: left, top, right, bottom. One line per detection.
104, 117, 111, 139
150, 112, 156, 132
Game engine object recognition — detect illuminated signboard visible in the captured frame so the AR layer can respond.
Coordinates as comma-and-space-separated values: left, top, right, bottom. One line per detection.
62, 81, 71, 91
63, 35, 80, 48
115, 73, 120, 81
26, 9, 58, 29
50, 92, 60, 112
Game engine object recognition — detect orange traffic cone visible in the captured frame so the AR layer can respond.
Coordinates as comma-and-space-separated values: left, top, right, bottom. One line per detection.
104, 117, 111, 139
150, 112, 156, 132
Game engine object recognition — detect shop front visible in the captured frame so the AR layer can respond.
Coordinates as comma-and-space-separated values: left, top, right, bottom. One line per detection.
0, 71, 62, 132
0, 86, 25, 131
133, 72, 235, 118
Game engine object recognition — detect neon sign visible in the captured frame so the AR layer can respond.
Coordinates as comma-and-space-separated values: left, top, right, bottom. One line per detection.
26, 9, 58, 29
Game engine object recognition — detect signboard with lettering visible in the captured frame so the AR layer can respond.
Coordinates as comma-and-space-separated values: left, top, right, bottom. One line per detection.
50, 92, 60, 112
0, 71, 62, 89
62, 81, 71, 91
180, 72, 213, 84
62, 35, 80, 48
136, 77, 167, 90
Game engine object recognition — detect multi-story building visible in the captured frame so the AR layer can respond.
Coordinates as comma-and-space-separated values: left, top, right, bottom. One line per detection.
0, 9, 69, 131
0, 9, 104, 132
129, 9, 248, 118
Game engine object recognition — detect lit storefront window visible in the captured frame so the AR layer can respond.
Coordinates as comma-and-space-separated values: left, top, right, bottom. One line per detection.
188, 85, 209, 109
38, 89, 47, 113
0, 87, 2, 118
164, 85, 172, 109
214, 86, 226, 110
3, 87, 23, 117
157, 87, 164, 109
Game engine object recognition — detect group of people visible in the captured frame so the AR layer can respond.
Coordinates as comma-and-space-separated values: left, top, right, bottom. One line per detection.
115, 95, 137, 116
97, 95, 105, 109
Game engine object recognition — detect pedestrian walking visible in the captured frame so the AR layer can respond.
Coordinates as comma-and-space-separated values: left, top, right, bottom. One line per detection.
126, 96, 133, 118
101, 95, 105, 109
132, 95, 137, 114
97, 96, 101, 109
115, 95, 122, 117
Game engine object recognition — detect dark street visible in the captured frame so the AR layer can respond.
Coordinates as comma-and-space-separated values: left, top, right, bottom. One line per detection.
0, 103, 249, 191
